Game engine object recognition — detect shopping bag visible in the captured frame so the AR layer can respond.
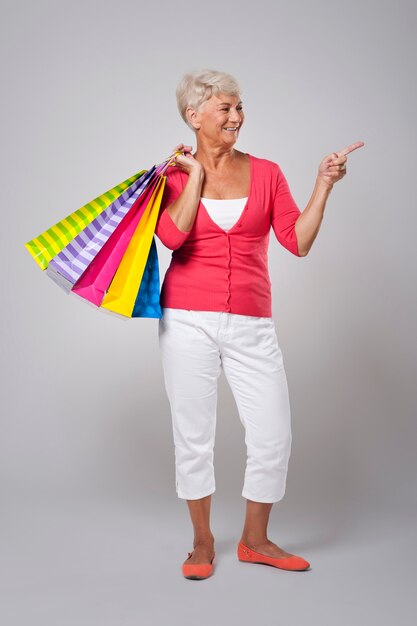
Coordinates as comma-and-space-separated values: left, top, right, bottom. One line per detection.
25, 152, 180, 319
131, 237, 162, 318
24, 170, 146, 270
71, 236, 162, 321
100, 175, 166, 317
46, 166, 155, 292
71, 171, 165, 307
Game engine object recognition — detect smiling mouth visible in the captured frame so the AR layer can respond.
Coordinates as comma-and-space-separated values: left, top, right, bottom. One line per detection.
223, 127, 239, 131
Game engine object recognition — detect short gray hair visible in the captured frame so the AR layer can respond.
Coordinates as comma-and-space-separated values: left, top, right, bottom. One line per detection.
176, 69, 241, 131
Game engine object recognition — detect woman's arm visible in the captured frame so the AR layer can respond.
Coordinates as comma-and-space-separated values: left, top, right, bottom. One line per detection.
164, 165, 204, 232
295, 141, 365, 256
294, 177, 332, 257
154, 145, 204, 250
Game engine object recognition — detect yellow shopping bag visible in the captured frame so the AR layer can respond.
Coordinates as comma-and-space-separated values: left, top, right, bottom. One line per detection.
100, 175, 167, 317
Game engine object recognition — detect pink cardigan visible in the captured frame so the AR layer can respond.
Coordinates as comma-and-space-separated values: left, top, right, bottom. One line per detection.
154, 153, 302, 317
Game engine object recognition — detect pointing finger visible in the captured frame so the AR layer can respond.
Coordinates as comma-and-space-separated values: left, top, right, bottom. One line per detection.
336, 141, 365, 157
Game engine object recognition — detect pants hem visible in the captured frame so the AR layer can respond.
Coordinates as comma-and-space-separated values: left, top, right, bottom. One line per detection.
241, 491, 285, 503
177, 488, 216, 500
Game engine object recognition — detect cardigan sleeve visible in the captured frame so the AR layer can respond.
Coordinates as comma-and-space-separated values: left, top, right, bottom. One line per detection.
154, 167, 193, 250
271, 165, 302, 257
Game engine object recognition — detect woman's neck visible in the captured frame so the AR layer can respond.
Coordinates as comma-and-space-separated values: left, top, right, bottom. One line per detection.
194, 144, 240, 172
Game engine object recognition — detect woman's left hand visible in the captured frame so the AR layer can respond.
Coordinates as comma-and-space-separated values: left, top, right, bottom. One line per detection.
318, 141, 365, 189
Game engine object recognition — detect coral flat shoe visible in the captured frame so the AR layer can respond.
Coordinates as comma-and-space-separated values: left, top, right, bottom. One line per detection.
182, 551, 215, 580
237, 541, 310, 571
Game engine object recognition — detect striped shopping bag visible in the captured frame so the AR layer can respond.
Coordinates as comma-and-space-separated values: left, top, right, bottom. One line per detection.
24, 152, 180, 319
24, 170, 146, 270
46, 166, 156, 292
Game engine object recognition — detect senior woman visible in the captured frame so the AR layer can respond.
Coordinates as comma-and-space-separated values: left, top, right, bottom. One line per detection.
154, 69, 364, 580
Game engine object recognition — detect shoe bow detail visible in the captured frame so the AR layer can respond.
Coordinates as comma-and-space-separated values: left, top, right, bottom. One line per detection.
182, 551, 215, 580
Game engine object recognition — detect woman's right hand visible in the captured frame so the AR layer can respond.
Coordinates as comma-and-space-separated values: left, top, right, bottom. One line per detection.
170, 144, 204, 178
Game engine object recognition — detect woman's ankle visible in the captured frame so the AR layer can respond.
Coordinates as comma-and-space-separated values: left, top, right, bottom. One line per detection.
240, 534, 268, 546
193, 532, 215, 547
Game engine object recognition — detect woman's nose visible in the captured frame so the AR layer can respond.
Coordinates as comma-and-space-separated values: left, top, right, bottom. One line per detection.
229, 109, 241, 123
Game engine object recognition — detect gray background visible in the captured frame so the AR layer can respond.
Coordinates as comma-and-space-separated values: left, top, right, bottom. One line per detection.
1, 0, 416, 624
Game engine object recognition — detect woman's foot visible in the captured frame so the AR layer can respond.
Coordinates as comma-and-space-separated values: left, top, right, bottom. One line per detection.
237, 537, 310, 571
182, 539, 215, 580
239, 537, 294, 559
185, 539, 215, 564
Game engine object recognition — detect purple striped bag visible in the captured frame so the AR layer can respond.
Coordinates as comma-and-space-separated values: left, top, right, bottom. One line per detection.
46, 166, 157, 292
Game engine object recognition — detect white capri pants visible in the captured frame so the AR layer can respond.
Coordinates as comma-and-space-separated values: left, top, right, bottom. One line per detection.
158, 307, 293, 503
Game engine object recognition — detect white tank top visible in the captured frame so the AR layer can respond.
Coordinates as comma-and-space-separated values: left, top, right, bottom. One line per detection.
201, 197, 248, 232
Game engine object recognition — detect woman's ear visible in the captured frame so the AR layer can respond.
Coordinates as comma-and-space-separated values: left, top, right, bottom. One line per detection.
186, 107, 201, 131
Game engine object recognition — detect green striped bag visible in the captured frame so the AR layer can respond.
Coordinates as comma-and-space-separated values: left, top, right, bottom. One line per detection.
24, 170, 146, 270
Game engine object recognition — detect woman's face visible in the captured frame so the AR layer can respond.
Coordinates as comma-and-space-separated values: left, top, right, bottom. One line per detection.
190, 92, 244, 147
